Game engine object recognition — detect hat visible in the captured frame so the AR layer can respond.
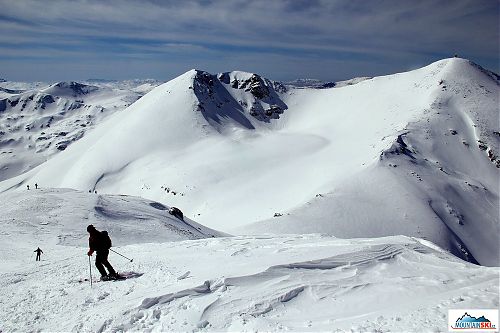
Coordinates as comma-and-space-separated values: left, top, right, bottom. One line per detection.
87, 224, 96, 232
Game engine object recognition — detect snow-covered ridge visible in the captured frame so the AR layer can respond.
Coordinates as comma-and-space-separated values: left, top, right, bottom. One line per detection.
285, 77, 371, 89
332, 76, 372, 87
240, 58, 500, 266
1, 58, 498, 266
0, 188, 222, 258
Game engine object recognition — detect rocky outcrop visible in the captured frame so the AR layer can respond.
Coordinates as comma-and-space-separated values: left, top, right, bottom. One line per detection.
192, 70, 288, 126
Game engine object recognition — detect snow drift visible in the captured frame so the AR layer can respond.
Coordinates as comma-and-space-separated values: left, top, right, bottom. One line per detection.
0, 230, 498, 332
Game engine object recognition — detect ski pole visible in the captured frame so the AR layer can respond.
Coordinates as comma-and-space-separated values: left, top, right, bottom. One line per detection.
110, 249, 133, 262
88, 255, 93, 287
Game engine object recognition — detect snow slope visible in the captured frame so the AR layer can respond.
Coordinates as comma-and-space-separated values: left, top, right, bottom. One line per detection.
240, 59, 500, 266
0, 191, 497, 331
0, 58, 498, 266
0, 188, 222, 272
0, 227, 498, 331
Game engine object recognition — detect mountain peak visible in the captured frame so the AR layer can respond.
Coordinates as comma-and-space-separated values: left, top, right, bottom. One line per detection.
432, 57, 499, 82
189, 69, 288, 129
42, 81, 99, 97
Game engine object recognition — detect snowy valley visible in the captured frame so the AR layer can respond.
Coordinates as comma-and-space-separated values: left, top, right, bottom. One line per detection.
0, 58, 498, 332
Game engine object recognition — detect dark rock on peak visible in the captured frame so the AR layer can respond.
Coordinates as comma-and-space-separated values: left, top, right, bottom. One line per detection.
245, 75, 269, 99
321, 82, 336, 89
218, 73, 230, 84
47, 81, 99, 97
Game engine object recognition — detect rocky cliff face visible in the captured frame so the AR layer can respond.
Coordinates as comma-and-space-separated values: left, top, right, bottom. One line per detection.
192, 70, 288, 128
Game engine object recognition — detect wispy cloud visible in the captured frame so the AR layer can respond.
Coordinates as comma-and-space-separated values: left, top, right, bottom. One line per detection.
0, 0, 497, 81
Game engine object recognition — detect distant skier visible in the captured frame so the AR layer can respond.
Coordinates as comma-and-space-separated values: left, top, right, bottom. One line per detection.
27, 185, 30, 190
86, 225, 120, 281
35, 183, 38, 189
34, 247, 43, 261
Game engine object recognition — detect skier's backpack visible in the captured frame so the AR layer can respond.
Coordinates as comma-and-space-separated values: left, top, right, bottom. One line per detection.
101, 231, 112, 249
169, 207, 183, 220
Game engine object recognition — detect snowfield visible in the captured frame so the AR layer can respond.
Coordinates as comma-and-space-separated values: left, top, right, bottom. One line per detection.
0, 58, 499, 332
0, 190, 498, 332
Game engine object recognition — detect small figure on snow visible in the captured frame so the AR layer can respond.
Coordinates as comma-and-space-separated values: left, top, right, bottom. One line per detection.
27, 184, 30, 190
87, 225, 120, 281
34, 247, 43, 261
35, 183, 38, 189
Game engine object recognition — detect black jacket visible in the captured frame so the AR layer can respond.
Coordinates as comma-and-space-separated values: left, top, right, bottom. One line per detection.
89, 230, 110, 252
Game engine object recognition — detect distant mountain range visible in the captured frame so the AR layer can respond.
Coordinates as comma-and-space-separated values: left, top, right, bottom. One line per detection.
0, 79, 161, 181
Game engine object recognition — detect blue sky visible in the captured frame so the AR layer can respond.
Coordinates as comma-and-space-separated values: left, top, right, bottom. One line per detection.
0, 0, 498, 82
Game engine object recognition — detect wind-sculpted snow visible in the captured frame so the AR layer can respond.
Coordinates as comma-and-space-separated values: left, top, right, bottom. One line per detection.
108, 237, 498, 332
272, 243, 429, 270
139, 280, 213, 309
2, 233, 495, 332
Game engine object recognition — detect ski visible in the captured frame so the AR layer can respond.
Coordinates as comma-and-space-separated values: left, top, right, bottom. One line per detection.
77, 272, 143, 283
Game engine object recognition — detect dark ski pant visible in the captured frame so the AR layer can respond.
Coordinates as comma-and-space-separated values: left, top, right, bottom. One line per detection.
36, 254, 41, 261
95, 250, 116, 277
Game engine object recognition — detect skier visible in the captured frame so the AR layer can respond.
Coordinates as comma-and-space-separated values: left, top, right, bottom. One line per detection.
35, 183, 38, 189
34, 247, 43, 261
86, 225, 120, 281
27, 184, 30, 190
